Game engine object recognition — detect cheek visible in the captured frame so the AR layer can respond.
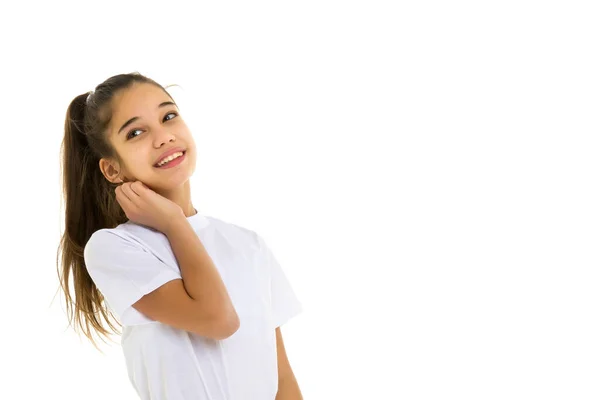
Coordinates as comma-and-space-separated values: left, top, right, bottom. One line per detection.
126, 153, 151, 175
132, 155, 147, 169
189, 148, 198, 165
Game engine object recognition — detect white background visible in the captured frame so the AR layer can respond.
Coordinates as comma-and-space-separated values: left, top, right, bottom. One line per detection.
1, 1, 599, 399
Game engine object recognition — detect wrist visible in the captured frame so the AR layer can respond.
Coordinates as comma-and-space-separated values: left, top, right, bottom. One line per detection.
163, 215, 189, 236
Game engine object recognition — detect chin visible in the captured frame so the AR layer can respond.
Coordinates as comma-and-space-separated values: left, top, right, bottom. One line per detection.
154, 173, 193, 191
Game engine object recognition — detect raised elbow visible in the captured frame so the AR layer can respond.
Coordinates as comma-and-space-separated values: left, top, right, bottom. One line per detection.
214, 311, 240, 340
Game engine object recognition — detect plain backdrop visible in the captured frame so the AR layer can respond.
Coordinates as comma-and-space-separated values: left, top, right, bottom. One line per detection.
1, 1, 599, 399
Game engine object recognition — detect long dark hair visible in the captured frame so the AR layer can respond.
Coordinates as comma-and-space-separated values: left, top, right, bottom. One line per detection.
55, 72, 176, 351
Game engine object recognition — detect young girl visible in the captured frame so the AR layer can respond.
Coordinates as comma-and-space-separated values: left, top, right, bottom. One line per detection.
57, 72, 304, 399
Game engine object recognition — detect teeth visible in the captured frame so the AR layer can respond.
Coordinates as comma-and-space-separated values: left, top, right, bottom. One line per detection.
157, 152, 184, 166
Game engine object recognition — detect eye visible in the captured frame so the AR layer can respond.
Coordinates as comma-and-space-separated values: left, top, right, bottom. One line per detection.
164, 111, 178, 121
126, 128, 143, 140
126, 112, 179, 140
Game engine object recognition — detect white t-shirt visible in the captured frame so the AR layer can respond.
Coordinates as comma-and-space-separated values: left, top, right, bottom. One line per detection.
83, 210, 303, 400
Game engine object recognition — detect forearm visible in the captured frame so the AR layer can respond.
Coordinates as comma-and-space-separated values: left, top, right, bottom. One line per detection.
276, 375, 303, 400
165, 218, 238, 323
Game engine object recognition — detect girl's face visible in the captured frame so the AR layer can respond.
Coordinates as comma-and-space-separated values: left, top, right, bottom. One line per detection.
100, 82, 197, 191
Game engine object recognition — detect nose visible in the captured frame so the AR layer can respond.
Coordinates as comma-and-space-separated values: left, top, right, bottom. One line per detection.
153, 127, 176, 147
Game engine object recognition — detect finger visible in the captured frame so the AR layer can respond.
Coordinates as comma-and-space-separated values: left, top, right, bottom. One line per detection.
120, 182, 141, 207
115, 185, 130, 207
129, 181, 147, 196
118, 186, 141, 216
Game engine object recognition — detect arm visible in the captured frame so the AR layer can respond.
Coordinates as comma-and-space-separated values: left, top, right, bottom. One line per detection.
165, 218, 240, 335
275, 327, 303, 400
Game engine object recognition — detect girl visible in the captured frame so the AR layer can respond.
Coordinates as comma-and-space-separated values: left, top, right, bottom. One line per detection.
57, 72, 304, 399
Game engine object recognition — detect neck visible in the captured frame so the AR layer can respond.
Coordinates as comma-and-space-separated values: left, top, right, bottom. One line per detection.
155, 179, 196, 217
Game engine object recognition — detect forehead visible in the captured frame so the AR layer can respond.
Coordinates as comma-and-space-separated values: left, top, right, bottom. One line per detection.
109, 83, 172, 138
112, 83, 170, 115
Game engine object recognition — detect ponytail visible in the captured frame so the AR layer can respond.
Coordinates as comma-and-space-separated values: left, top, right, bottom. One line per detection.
56, 93, 124, 352
55, 72, 175, 351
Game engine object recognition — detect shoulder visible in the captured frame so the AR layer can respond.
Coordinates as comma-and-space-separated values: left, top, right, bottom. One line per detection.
84, 224, 152, 261
206, 216, 262, 251
86, 220, 168, 248
86, 225, 135, 246
84, 229, 127, 262
85, 228, 122, 250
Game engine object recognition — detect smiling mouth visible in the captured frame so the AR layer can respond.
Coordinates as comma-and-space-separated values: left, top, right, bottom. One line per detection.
154, 150, 186, 168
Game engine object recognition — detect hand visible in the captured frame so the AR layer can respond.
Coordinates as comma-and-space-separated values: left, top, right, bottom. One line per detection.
115, 181, 185, 233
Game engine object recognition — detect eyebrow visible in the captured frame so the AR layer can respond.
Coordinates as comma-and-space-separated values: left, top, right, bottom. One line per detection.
117, 101, 178, 135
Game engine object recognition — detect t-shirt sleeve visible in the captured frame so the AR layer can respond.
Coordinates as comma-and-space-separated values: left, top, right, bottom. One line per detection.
83, 229, 182, 325
257, 234, 303, 329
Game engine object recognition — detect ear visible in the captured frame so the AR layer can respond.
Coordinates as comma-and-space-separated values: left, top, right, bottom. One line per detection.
99, 158, 123, 184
